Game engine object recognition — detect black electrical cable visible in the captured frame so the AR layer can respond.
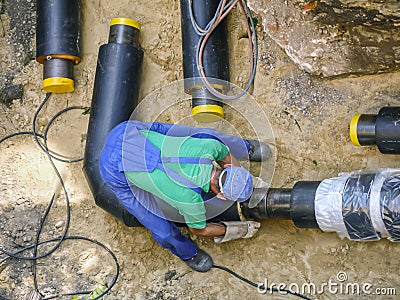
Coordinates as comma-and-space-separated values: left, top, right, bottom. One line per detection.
0, 92, 119, 299
0, 236, 119, 300
42, 105, 86, 163
0, 131, 44, 143
32, 93, 85, 163
32, 193, 57, 291
42, 236, 119, 300
0, 93, 70, 260
212, 265, 312, 300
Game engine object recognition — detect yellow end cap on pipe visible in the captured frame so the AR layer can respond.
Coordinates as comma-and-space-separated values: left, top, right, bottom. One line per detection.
110, 18, 141, 31
192, 105, 224, 123
350, 114, 362, 147
43, 77, 74, 93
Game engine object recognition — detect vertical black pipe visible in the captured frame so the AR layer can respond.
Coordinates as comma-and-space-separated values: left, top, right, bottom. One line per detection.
180, 0, 229, 122
83, 18, 144, 227
36, 0, 81, 93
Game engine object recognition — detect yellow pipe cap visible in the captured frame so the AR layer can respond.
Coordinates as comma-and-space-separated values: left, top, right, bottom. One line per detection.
43, 77, 74, 93
110, 18, 141, 31
192, 105, 224, 123
350, 114, 362, 147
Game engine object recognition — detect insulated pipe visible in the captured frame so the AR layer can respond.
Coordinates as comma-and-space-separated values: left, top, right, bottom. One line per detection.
350, 107, 400, 154
314, 169, 400, 241
83, 18, 144, 227
180, 0, 229, 122
36, 0, 81, 93
242, 169, 400, 242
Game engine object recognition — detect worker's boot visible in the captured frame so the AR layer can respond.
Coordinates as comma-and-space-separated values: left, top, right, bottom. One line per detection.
184, 249, 213, 272
247, 140, 271, 162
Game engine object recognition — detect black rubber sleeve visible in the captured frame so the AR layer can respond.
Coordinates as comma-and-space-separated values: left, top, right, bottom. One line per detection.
291, 181, 321, 228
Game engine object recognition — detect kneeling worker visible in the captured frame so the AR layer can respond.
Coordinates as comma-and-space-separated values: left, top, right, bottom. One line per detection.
99, 120, 270, 272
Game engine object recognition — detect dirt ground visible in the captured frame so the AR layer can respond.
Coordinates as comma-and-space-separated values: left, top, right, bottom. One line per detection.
1, 0, 400, 299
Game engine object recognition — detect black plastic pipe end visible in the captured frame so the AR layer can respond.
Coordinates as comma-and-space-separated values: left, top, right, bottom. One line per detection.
191, 87, 224, 122
350, 107, 400, 154
241, 188, 292, 220
242, 183, 320, 228
290, 181, 320, 228
180, 0, 229, 122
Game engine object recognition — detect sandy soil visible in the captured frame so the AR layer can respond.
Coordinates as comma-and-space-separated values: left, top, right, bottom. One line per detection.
1, 0, 400, 299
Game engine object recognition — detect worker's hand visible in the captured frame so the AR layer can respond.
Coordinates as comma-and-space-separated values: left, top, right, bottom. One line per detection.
243, 221, 261, 238
214, 221, 261, 243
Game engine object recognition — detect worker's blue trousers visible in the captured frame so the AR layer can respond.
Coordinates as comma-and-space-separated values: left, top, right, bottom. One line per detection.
99, 121, 250, 260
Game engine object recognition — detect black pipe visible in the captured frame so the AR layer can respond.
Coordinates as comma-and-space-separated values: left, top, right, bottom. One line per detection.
241, 188, 268, 219
351, 114, 377, 146
290, 181, 320, 228
242, 171, 400, 242
36, 0, 81, 93
180, 0, 229, 122
350, 107, 400, 154
191, 87, 224, 123
241, 183, 320, 229
241, 188, 292, 220
83, 18, 144, 227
